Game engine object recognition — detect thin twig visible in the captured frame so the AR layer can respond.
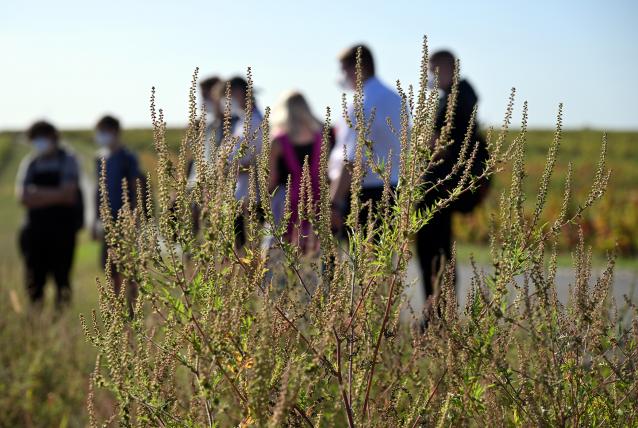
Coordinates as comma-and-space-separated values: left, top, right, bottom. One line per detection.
361, 269, 400, 418
410, 367, 448, 428
334, 327, 356, 428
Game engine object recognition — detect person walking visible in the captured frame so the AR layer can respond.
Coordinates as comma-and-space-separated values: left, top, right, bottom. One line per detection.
416, 50, 490, 304
328, 44, 402, 231
228, 76, 264, 247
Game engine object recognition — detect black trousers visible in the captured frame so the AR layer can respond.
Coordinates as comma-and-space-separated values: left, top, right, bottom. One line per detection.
415, 210, 452, 300
19, 225, 76, 306
358, 187, 386, 227
235, 206, 265, 248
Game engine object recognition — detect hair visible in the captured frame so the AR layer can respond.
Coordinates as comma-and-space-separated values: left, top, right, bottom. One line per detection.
200, 76, 221, 99
210, 79, 226, 102
228, 76, 249, 95
228, 76, 256, 107
96, 115, 121, 133
27, 120, 59, 142
430, 50, 456, 69
272, 91, 321, 141
339, 44, 375, 76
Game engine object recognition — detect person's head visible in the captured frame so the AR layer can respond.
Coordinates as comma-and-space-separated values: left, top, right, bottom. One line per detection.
200, 76, 220, 103
273, 91, 321, 141
27, 120, 59, 156
338, 44, 375, 89
95, 115, 121, 149
209, 79, 226, 120
228, 76, 253, 117
429, 50, 456, 91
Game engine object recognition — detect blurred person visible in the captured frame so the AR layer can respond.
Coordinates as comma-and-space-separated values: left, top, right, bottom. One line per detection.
328, 44, 402, 231
92, 115, 142, 306
208, 78, 231, 148
186, 76, 223, 234
416, 50, 490, 304
228, 76, 264, 247
191, 76, 222, 179
269, 91, 335, 252
200, 75, 221, 124
16, 121, 83, 308
188, 78, 241, 185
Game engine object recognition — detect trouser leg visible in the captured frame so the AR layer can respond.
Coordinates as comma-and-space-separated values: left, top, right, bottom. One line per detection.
25, 258, 47, 304
20, 227, 47, 305
52, 231, 76, 308
235, 214, 246, 248
416, 212, 452, 301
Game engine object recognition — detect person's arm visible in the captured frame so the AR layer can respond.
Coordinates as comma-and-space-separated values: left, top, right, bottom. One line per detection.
328, 120, 356, 229
329, 120, 356, 203
235, 113, 264, 169
127, 152, 141, 208
22, 154, 80, 209
21, 182, 77, 208
268, 139, 281, 194
15, 156, 31, 205
330, 164, 351, 205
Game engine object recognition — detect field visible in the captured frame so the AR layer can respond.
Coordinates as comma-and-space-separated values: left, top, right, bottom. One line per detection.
455, 129, 638, 257
0, 128, 636, 426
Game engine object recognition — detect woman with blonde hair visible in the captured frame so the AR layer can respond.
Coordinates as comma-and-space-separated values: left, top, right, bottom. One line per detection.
269, 91, 335, 252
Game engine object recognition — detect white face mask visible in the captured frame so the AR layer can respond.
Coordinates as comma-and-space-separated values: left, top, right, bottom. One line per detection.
230, 100, 245, 119
32, 137, 53, 155
337, 70, 354, 91
204, 100, 216, 117
427, 70, 436, 90
337, 76, 350, 91
95, 131, 115, 147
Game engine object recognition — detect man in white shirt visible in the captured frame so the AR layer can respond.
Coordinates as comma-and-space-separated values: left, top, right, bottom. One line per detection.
188, 76, 223, 187
228, 76, 264, 246
329, 45, 402, 228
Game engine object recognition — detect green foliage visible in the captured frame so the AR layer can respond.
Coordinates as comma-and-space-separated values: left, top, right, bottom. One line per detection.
82, 39, 637, 427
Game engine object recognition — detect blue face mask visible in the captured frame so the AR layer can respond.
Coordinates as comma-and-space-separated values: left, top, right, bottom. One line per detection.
32, 137, 53, 155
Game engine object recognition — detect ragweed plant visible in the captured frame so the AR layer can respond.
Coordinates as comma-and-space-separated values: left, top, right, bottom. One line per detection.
82, 38, 637, 427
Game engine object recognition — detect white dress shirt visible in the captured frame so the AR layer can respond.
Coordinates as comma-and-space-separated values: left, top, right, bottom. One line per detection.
328, 76, 403, 188
232, 107, 264, 200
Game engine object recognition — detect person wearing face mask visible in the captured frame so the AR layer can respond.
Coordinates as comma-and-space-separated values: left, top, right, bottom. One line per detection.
190, 76, 222, 180
227, 76, 264, 248
93, 115, 143, 306
416, 50, 490, 311
15, 121, 83, 308
200, 75, 221, 126
187, 77, 235, 187
328, 44, 403, 232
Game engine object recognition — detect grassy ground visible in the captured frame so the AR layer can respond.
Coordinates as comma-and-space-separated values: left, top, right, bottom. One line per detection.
0, 128, 635, 426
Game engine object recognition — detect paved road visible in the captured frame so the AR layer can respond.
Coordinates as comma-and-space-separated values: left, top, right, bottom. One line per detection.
402, 259, 638, 319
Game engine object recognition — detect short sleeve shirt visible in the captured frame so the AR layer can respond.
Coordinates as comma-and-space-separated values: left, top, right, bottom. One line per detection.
96, 147, 140, 220
15, 147, 79, 197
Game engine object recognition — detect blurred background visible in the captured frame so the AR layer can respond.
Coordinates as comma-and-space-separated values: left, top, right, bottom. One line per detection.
0, 0, 637, 426
2, 0, 637, 130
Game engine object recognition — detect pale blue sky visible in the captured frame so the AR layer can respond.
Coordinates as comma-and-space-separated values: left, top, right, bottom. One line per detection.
1, 0, 637, 130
